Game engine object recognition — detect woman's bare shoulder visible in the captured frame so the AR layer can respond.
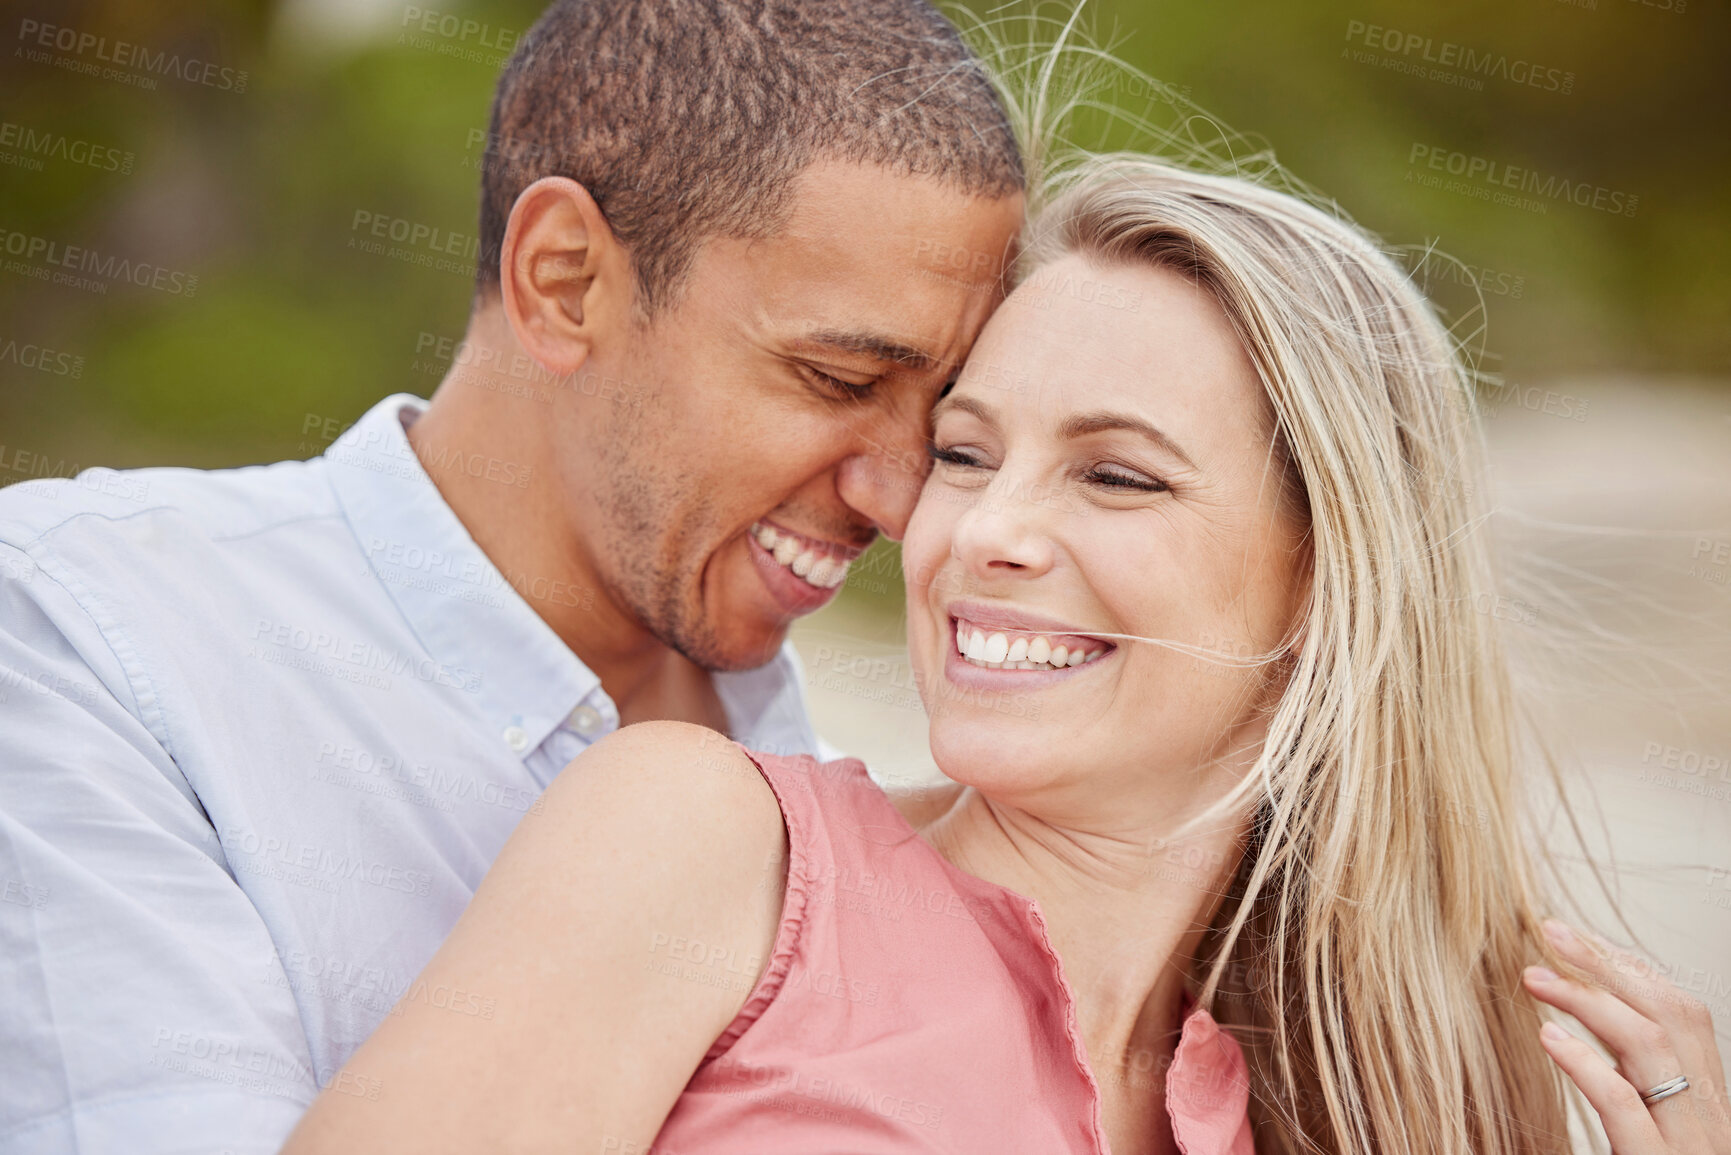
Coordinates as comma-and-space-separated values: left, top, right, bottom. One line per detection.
552, 720, 786, 859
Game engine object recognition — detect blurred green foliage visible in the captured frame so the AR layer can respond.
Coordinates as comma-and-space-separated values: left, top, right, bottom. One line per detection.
0, 0, 1725, 477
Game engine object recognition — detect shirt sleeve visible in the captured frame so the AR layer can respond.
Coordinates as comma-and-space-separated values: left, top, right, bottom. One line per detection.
0, 541, 316, 1155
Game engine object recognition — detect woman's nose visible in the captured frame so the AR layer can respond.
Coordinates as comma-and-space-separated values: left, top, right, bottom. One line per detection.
949, 477, 1058, 578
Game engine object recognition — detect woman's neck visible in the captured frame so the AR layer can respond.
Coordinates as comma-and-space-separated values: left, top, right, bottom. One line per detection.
920, 788, 1245, 1089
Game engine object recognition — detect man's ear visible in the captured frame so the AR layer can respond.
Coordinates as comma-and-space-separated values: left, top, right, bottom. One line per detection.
497, 176, 624, 375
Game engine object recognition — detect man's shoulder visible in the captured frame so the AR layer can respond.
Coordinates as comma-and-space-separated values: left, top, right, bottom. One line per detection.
0, 456, 340, 555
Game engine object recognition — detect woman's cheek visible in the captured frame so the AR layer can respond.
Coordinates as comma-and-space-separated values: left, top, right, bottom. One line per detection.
901, 485, 959, 595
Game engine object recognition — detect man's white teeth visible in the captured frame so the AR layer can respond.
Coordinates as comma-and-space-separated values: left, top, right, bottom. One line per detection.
752, 522, 849, 589
955, 621, 1106, 670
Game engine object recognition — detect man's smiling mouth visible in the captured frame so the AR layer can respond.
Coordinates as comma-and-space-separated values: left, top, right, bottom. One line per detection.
750, 520, 856, 590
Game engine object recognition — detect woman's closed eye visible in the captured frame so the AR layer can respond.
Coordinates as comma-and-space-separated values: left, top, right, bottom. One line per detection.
928, 443, 985, 469
930, 444, 1168, 496
1084, 464, 1167, 493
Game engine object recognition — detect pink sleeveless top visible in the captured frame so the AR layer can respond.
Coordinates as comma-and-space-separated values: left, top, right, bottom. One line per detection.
651, 751, 1255, 1155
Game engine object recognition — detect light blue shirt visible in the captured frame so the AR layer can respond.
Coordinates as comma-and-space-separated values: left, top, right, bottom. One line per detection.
0, 394, 819, 1154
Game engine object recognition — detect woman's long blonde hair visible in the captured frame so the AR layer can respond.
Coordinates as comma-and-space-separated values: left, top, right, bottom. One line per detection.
1016, 151, 1575, 1154
949, 8, 1599, 1140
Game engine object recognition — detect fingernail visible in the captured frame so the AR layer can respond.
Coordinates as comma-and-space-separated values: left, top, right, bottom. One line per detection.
1541, 1021, 1569, 1042
1526, 965, 1559, 983
1542, 919, 1575, 948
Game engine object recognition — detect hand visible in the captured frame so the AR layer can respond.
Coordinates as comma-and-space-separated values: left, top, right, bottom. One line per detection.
1524, 918, 1730, 1154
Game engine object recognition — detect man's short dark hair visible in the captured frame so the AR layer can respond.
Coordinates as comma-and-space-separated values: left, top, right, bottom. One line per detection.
476, 0, 1024, 313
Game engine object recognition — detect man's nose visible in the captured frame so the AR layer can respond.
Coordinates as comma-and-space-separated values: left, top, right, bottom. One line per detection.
834, 422, 929, 542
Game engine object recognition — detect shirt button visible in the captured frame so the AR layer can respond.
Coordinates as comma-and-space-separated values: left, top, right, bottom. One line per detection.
502, 725, 529, 753
567, 704, 604, 736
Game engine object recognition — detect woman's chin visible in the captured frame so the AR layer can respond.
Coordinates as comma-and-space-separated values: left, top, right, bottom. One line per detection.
927, 717, 1063, 793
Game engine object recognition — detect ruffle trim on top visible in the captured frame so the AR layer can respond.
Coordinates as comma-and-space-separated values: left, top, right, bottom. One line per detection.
1014, 898, 1114, 1155
1164, 997, 1255, 1155
700, 745, 814, 1064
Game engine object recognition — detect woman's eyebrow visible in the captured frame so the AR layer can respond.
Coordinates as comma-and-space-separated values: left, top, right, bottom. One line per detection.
935, 396, 1198, 471
1058, 411, 1197, 470
930, 393, 996, 426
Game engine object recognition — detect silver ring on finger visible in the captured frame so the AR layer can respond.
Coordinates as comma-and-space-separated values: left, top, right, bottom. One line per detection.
1639, 1075, 1690, 1106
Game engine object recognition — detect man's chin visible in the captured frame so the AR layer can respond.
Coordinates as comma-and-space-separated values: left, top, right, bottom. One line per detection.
678, 622, 793, 673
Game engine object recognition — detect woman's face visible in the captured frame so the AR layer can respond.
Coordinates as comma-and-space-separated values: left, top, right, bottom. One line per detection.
903, 252, 1311, 819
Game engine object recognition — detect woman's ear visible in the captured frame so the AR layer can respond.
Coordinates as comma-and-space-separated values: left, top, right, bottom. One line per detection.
497, 176, 625, 376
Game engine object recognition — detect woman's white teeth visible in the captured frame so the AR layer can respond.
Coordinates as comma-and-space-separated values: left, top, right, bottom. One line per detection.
753, 523, 849, 589
955, 621, 1106, 670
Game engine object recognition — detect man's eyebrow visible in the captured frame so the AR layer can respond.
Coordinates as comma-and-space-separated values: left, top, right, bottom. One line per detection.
1058, 411, 1197, 470
799, 329, 942, 371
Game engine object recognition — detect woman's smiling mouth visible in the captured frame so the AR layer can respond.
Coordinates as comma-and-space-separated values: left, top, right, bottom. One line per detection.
944, 601, 1118, 676
952, 617, 1112, 670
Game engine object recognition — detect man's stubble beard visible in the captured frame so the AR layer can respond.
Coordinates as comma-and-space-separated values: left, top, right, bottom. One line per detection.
591, 424, 772, 673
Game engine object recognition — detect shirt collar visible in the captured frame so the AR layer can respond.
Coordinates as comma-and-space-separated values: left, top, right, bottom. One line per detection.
323, 394, 596, 759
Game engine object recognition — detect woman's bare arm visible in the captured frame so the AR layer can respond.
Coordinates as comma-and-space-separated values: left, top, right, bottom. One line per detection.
281, 721, 786, 1155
